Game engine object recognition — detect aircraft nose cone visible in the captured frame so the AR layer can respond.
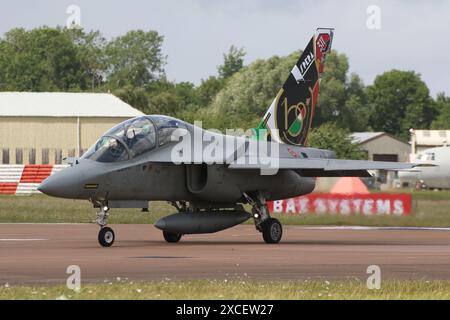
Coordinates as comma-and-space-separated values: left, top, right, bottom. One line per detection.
37, 178, 52, 194
37, 166, 85, 199
38, 175, 70, 197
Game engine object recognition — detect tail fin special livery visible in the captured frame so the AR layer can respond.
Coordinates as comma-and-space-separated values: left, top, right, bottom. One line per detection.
38, 29, 421, 247
257, 28, 334, 146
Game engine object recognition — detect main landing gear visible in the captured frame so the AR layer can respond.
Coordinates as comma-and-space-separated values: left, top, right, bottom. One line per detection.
95, 205, 115, 247
261, 218, 283, 244
244, 192, 283, 244
161, 201, 186, 243
163, 231, 182, 243
92, 195, 282, 246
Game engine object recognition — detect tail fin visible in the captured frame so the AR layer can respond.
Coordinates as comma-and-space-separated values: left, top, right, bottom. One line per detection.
256, 28, 334, 146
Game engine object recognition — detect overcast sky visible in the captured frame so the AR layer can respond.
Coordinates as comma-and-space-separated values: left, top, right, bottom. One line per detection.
0, 0, 449, 96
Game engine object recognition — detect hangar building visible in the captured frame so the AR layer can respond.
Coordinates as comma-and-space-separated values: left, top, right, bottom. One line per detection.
351, 132, 411, 187
410, 129, 450, 155
351, 132, 411, 163
0, 92, 144, 165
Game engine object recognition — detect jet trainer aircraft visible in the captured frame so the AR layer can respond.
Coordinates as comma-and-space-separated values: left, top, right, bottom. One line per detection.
38, 29, 418, 247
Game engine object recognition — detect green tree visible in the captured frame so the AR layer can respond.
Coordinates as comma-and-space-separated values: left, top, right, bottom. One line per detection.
113, 85, 149, 112
366, 70, 436, 139
308, 123, 367, 159
338, 74, 369, 131
0, 27, 94, 91
208, 50, 368, 131
196, 76, 225, 107
218, 45, 246, 79
431, 93, 450, 129
65, 29, 107, 90
105, 30, 166, 89
314, 53, 369, 131
313, 51, 348, 126
209, 53, 297, 129
145, 81, 199, 117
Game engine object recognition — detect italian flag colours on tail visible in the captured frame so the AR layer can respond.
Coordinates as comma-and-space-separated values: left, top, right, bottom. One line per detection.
254, 28, 334, 147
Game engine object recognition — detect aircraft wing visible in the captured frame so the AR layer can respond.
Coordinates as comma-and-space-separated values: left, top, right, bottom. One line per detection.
228, 157, 417, 171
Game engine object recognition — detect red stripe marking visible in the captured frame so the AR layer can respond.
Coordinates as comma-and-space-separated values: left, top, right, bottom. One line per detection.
20, 165, 54, 183
0, 183, 19, 195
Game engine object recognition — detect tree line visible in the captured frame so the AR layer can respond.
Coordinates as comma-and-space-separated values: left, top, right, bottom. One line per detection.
0, 27, 449, 158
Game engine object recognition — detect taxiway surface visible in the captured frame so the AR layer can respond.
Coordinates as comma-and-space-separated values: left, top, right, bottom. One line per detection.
0, 224, 449, 285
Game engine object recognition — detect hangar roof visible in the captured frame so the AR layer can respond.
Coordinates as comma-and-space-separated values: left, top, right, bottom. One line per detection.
351, 132, 409, 145
351, 132, 385, 144
0, 92, 145, 118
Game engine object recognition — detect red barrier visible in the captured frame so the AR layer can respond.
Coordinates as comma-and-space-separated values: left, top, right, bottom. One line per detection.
268, 193, 412, 216
0, 183, 19, 195
20, 165, 53, 183
0, 165, 69, 195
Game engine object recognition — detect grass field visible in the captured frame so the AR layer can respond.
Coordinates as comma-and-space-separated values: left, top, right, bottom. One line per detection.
1, 279, 449, 300
1, 193, 449, 300
0, 192, 449, 226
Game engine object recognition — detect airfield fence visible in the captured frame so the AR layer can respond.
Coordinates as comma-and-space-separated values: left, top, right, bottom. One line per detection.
0, 165, 67, 194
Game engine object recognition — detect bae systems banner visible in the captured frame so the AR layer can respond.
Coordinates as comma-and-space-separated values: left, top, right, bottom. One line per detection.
268, 193, 412, 216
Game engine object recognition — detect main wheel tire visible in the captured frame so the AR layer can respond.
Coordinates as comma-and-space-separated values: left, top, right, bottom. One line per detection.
262, 218, 282, 244
163, 231, 182, 243
98, 227, 115, 247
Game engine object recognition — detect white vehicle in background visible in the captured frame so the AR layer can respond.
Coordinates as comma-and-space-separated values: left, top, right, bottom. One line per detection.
399, 146, 450, 189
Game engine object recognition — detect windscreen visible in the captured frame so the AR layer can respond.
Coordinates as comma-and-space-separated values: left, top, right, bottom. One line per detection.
82, 116, 157, 162
82, 136, 129, 163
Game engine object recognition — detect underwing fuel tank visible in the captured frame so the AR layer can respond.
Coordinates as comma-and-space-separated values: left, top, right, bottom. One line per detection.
154, 211, 251, 234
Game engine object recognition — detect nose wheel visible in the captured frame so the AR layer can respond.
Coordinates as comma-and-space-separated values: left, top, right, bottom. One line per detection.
98, 226, 115, 247
94, 204, 115, 247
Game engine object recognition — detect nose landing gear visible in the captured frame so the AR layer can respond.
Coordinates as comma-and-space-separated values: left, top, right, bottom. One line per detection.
95, 205, 115, 247
98, 226, 115, 247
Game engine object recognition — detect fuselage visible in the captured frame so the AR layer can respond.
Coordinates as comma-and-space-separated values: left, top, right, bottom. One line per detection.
38, 115, 333, 204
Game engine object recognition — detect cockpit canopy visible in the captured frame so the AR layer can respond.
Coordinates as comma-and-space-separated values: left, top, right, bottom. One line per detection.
82, 115, 187, 163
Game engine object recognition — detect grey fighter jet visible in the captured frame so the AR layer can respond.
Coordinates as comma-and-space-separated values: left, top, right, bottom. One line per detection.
38, 29, 418, 247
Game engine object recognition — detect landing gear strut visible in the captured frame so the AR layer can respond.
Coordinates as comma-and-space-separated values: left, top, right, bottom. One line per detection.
244, 192, 283, 244
95, 205, 115, 247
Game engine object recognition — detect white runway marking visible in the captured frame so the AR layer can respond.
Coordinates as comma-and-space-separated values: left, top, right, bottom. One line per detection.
0, 238, 48, 241
300, 226, 450, 231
